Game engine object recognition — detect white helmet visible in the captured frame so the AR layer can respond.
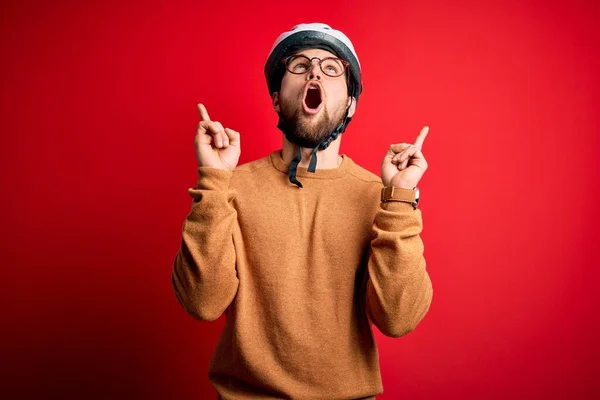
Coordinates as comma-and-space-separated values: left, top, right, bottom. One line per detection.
264, 23, 363, 101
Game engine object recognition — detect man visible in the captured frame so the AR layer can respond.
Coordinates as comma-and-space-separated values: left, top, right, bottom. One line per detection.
172, 23, 433, 399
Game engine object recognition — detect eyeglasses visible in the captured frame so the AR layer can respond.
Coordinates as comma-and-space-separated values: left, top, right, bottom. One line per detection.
282, 55, 349, 78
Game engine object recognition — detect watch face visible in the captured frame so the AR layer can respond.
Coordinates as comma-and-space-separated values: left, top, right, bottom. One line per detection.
415, 187, 420, 204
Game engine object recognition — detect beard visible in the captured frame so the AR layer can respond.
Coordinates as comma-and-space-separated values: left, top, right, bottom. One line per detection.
278, 95, 347, 149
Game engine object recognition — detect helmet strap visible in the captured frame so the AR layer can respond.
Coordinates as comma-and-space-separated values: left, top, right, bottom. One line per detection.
277, 98, 353, 188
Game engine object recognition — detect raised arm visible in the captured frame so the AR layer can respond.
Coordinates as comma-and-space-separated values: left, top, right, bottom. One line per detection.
171, 104, 242, 321
366, 126, 433, 337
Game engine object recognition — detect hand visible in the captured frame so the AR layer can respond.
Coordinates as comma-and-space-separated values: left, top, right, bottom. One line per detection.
381, 126, 430, 189
195, 103, 241, 171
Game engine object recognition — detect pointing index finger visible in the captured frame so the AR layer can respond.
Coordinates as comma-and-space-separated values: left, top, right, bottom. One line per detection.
413, 126, 430, 150
197, 103, 211, 122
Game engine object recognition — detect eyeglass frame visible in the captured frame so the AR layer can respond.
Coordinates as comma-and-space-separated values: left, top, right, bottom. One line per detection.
281, 55, 350, 78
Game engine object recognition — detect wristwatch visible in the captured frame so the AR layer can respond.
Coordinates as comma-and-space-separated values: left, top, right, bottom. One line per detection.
381, 186, 420, 209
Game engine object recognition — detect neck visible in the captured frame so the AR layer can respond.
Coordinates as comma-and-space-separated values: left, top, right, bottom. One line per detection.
281, 134, 342, 169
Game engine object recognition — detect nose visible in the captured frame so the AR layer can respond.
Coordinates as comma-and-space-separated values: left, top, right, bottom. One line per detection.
307, 59, 322, 81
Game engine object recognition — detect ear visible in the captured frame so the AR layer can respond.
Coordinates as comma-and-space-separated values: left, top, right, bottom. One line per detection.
347, 96, 357, 118
272, 92, 280, 113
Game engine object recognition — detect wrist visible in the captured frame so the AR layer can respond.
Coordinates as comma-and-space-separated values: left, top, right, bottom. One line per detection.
391, 181, 416, 190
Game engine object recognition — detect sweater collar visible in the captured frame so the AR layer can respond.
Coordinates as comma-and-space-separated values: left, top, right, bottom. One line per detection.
269, 150, 352, 179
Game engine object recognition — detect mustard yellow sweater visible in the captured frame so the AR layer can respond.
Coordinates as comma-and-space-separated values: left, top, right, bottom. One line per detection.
172, 150, 433, 399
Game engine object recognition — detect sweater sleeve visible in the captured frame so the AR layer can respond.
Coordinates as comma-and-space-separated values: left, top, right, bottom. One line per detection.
365, 201, 433, 338
171, 167, 239, 322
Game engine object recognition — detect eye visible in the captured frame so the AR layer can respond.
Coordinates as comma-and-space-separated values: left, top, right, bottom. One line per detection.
293, 63, 308, 72
321, 59, 343, 75
287, 56, 311, 73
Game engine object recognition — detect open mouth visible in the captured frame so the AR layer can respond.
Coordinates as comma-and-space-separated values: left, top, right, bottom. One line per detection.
302, 84, 323, 114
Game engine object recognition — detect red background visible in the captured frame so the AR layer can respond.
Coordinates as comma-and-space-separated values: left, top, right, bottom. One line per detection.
1, 0, 599, 398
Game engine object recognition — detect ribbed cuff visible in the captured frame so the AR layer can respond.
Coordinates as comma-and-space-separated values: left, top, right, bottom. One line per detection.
375, 201, 422, 232
191, 167, 233, 191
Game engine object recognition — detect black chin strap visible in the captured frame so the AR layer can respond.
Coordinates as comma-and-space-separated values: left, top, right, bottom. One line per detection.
278, 99, 353, 189
287, 146, 303, 188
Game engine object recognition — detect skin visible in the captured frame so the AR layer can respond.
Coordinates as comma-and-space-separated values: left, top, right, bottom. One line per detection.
194, 49, 429, 189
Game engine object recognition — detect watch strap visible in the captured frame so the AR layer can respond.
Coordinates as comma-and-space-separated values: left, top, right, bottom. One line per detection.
381, 186, 418, 208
